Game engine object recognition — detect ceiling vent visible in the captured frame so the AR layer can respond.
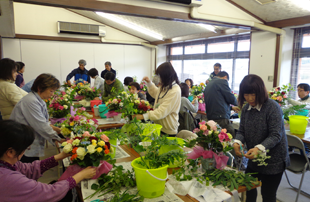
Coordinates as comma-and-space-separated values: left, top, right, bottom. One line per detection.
254, 0, 277, 5
148, 0, 203, 7
57, 21, 106, 37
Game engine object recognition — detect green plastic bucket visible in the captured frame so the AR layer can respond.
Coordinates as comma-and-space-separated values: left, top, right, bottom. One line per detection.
99, 104, 109, 118
158, 137, 185, 168
296, 109, 309, 117
289, 115, 309, 135
131, 157, 168, 198
141, 124, 162, 142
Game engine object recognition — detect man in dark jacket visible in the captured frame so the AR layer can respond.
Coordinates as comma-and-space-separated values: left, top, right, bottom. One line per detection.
204, 71, 239, 137
66, 59, 90, 85
101, 61, 116, 79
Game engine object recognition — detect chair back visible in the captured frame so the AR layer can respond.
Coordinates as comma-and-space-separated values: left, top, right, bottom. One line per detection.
286, 134, 310, 165
176, 130, 198, 141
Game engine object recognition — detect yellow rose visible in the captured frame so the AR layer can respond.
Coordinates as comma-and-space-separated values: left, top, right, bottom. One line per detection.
61, 142, 68, 147
227, 133, 233, 140
92, 140, 97, 144
92, 142, 97, 146
70, 122, 74, 126
87, 145, 96, 154
97, 147, 103, 153
98, 141, 105, 147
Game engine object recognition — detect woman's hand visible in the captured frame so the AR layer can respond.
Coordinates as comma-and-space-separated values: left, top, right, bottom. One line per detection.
192, 97, 198, 104
50, 125, 61, 134
232, 106, 240, 113
54, 151, 71, 161
142, 76, 151, 83
233, 143, 244, 158
132, 114, 144, 120
244, 147, 259, 159
72, 167, 97, 184
93, 97, 100, 100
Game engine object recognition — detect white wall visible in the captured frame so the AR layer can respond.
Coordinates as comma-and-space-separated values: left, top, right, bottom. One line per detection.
278, 28, 294, 86
13, 2, 146, 43
250, 31, 277, 91
157, 45, 167, 68
2, 38, 152, 84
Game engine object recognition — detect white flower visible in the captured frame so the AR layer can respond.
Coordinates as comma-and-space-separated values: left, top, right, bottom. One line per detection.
63, 144, 73, 153
87, 145, 96, 154
76, 147, 86, 160
63, 105, 68, 109
133, 94, 138, 100
199, 100, 203, 104
89, 119, 95, 125
64, 94, 68, 98
72, 139, 80, 146
65, 98, 68, 102
119, 102, 123, 107
61, 142, 68, 147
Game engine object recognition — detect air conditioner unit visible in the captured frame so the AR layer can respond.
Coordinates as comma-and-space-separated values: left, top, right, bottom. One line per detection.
148, 0, 203, 7
57, 21, 106, 37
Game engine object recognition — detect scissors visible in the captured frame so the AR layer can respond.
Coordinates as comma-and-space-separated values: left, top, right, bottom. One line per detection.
238, 144, 244, 171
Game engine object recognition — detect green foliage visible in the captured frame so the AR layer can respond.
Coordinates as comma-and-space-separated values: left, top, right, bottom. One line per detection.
107, 190, 144, 202
252, 149, 271, 166
84, 165, 137, 200
282, 104, 307, 121
97, 129, 128, 145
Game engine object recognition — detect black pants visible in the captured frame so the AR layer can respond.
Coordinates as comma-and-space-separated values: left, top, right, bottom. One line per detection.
161, 131, 176, 137
245, 166, 283, 202
20, 155, 40, 163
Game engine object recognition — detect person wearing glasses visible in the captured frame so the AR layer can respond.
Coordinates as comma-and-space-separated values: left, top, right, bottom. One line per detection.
288, 83, 310, 107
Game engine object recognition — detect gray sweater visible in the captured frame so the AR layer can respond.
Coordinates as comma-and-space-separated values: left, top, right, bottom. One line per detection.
180, 97, 198, 114
236, 99, 290, 175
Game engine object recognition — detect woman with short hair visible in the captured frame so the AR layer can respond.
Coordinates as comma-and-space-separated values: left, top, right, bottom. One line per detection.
123, 77, 134, 92
179, 83, 198, 114
15, 62, 25, 87
10, 74, 63, 163
233, 74, 290, 202
133, 62, 181, 136
0, 58, 27, 119
0, 120, 96, 202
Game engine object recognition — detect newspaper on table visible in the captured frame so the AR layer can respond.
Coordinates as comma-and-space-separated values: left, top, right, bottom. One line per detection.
82, 161, 183, 202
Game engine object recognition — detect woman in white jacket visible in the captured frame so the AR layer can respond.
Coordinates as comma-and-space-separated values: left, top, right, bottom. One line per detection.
133, 62, 181, 136
0, 58, 27, 119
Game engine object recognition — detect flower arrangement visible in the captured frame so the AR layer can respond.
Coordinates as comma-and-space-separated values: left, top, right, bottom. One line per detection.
62, 131, 111, 167
71, 81, 101, 100
268, 84, 294, 106
139, 81, 148, 93
191, 83, 205, 96
133, 98, 152, 114
46, 91, 71, 118
60, 114, 98, 137
105, 97, 124, 113
186, 120, 233, 169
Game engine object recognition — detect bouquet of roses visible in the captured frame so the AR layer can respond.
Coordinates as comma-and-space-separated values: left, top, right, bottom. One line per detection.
60, 114, 98, 137
74, 107, 93, 119
62, 131, 112, 167
186, 120, 233, 169
269, 84, 294, 106
105, 97, 124, 113
140, 81, 148, 94
191, 83, 205, 96
134, 98, 152, 114
47, 91, 71, 119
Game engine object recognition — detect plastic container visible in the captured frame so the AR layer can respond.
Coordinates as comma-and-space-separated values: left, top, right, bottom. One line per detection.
90, 100, 102, 112
93, 105, 99, 117
108, 138, 117, 159
131, 157, 168, 198
141, 124, 162, 142
289, 115, 309, 135
158, 137, 185, 168
99, 104, 109, 118
296, 109, 309, 117
188, 95, 194, 102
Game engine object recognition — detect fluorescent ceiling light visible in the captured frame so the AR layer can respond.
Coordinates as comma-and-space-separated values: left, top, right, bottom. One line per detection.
96, 12, 164, 40
291, 0, 310, 11
198, 24, 217, 33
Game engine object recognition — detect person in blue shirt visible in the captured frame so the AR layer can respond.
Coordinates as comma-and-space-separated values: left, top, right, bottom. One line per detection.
21, 79, 35, 93
66, 59, 90, 85
101, 61, 116, 79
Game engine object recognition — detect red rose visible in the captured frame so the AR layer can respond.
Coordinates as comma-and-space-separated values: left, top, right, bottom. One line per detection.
105, 142, 111, 149
74, 137, 82, 140
89, 136, 98, 141
277, 87, 281, 90
270, 92, 274, 95
281, 91, 285, 95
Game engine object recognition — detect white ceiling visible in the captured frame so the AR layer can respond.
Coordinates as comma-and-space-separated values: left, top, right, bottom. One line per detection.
69, 9, 232, 42
231, 0, 310, 22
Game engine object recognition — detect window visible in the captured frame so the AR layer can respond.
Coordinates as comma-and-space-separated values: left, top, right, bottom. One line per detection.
167, 35, 250, 94
302, 34, 310, 48
170, 46, 183, 55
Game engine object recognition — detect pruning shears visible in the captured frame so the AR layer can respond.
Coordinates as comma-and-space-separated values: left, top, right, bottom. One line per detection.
238, 144, 244, 171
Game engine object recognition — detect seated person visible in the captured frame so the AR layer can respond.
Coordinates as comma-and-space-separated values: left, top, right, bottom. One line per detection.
288, 83, 310, 108
66, 59, 90, 86
21, 79, 35, 93
88, 68, 105, 95
179, 83, 198, 114
129, 82, 146, 100
0, 120, 96, 202
124, 77, 133, 92
102, 72, 124, 102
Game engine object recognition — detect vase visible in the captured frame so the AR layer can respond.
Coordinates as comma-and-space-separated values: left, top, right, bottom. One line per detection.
200, 157, 215, 171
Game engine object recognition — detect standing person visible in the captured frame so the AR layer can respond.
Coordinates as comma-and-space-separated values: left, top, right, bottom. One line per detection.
133, 62, 181, 136
10, 74, 63, 163
204, 71, 239, 137
0, 120, 96, 202
129, 82, 146, 100
123, 77, 134, 92
15, 62, 25, 87
66, 59, 90, 86
88, 68, 105, 94
0, 58, 28, 120
206, 63, 221, 84
233, 74, 290, 202
101, 61, 116, 79
102, 72, 124, 102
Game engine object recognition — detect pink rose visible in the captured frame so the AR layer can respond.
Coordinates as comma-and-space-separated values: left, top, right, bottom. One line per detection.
283, 95, 287, 99
82, 131, 91, 137
200, 124, 208, 131
59, 106, 64, 110
100, 134, 109, 142
93, 89, 95, 92
221, 129, 227, 133
207, 120, 217, 131
74, 116, 80, 121
193, 128, 200, 133
81, 107, 86, 111
203, 130, 209, 136
60, 97, 64, 100
275, 88, 279, 92
67, 139, 73, 144
218, 133, 226, 142
61, 91, 66, 95
199, 121, 206, 125
49, 104, 53, 108
277, 96, 283, 102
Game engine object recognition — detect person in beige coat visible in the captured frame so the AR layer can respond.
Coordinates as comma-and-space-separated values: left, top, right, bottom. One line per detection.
0, 58, 28, 119
133, 62, 181, 136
